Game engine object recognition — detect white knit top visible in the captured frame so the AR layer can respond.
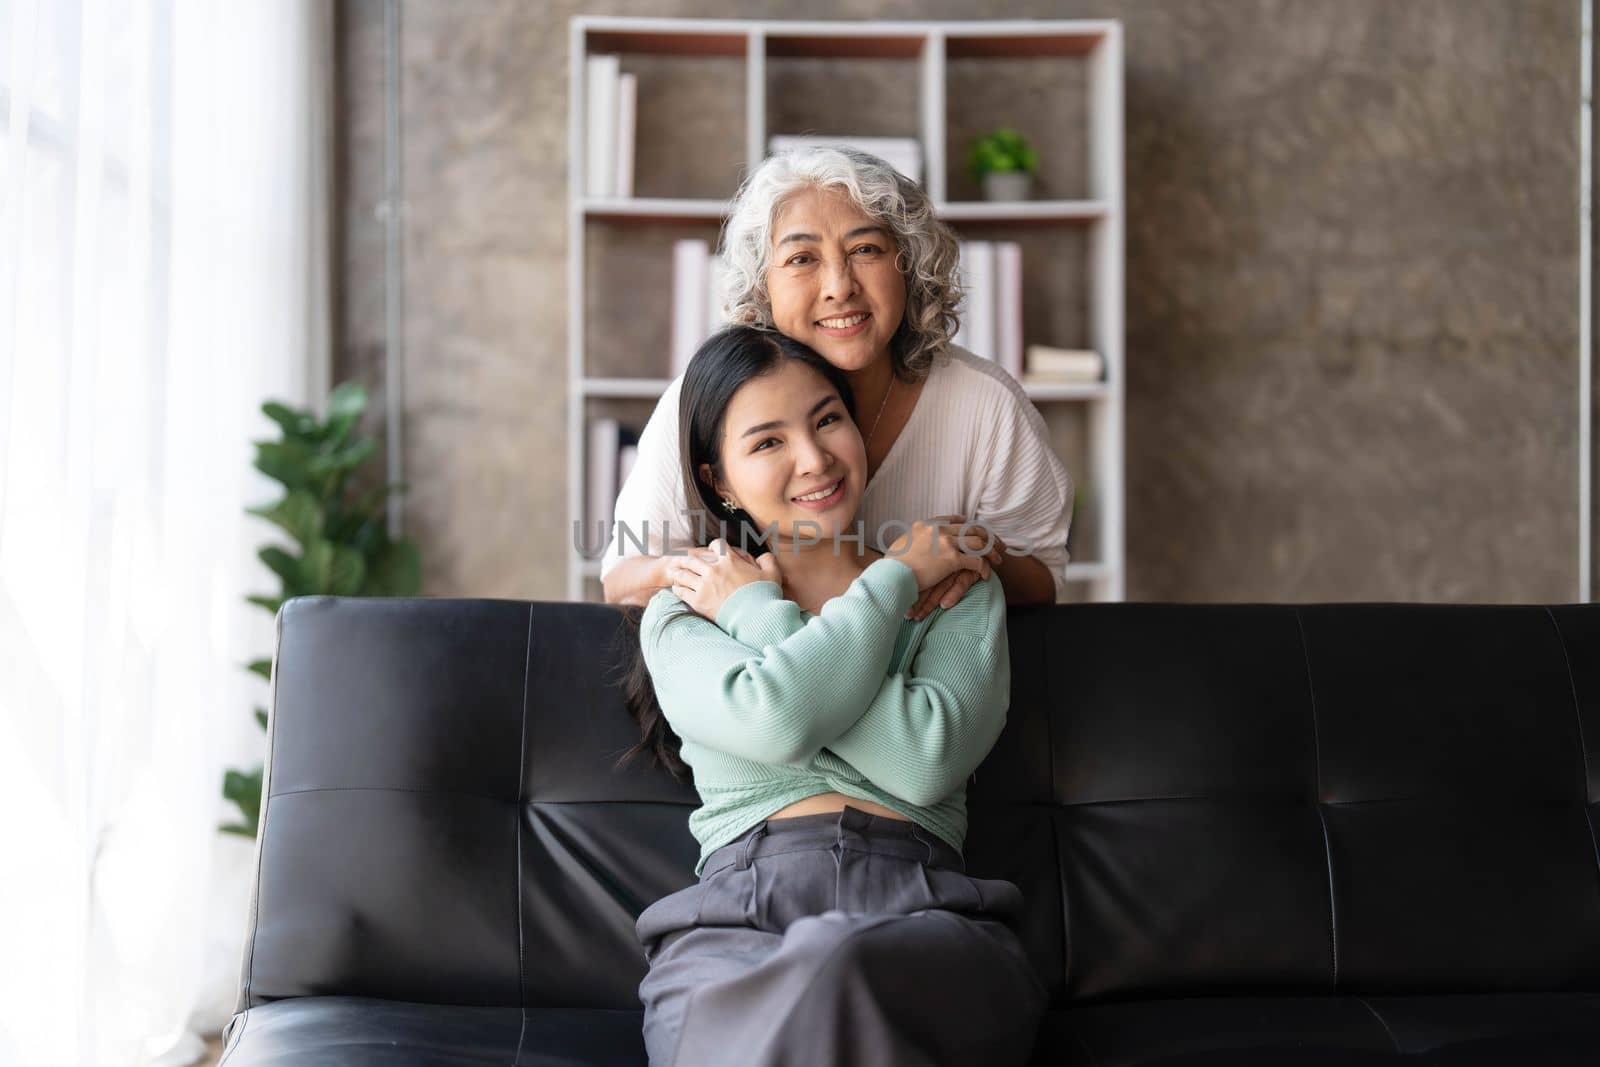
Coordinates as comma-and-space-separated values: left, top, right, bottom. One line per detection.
599, 344, 1076, 600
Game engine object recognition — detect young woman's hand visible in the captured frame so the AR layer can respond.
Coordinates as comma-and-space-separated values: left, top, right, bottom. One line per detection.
666, 538, 781, 621
885, 517, 995, 595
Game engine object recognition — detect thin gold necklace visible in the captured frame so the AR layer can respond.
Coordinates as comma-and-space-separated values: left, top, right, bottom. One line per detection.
863, 375, 895, 453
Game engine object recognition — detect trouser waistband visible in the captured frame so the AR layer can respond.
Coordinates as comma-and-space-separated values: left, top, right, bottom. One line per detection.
702, 805, 964, 878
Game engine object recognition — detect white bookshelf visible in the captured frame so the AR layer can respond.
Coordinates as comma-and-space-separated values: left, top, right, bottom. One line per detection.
569, 16, 1125, 603
579, 197, 1110, 223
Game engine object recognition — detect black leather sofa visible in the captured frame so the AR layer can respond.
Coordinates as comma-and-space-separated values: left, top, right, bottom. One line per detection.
221, 597, 1600, 1065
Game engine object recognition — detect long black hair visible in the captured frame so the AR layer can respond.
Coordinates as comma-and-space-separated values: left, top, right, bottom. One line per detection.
616, 325, 857, 782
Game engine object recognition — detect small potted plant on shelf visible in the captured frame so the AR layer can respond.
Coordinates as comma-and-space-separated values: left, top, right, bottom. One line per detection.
969, 127, 1039, 202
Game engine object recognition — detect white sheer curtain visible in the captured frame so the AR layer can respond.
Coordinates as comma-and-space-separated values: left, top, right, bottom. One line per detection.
0, 1, 331, 1064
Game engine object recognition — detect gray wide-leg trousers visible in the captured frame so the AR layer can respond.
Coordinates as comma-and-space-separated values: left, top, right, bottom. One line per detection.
635, 806, 1047, 1067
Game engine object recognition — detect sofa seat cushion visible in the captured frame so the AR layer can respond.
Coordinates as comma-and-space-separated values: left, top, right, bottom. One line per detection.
220, 997, 646, 1066
1035, 993, 1600, 1066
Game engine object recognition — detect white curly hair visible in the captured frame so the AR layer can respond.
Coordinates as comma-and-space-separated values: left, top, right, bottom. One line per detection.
717, 145, 962, 382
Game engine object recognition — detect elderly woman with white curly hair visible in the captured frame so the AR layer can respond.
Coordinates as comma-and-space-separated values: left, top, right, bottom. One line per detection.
609, 146, 1065, 1065
602, 144, 1075, 620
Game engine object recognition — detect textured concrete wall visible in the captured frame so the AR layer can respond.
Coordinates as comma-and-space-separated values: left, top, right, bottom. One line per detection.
335, 0, 1583, 603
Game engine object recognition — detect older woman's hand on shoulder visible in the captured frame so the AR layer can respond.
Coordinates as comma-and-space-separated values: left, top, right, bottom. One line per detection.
667, 538, 781, 621
905, 515, 1007, 620
885, 518, 995, 597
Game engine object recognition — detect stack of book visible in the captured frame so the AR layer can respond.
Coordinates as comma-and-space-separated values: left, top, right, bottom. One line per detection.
671, 240, 731, 377
585, 418, 641, 555
584, 55, 637, 198
768, 135, 923, 184
951, 240, 1024, 382
1023, 345, 1105, 385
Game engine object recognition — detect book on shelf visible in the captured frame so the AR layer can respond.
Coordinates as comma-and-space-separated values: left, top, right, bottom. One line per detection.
584, 55, 636, 198
671, 239, 731, 378
952, 241, 990, 363
585, 418, 640, 555
1024, 345, 1104, 384
767, 135, 923, 185
671, 240, 708, 377
614, 73, 636, 198
955, 240, 1027, 381
994, 242, 1024, 381
618, 443, 639, 492
707, 253, 730, 340
584, 56, 617, 198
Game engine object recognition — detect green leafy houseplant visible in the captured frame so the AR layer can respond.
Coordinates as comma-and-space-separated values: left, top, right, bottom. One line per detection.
967, 126, 1040, 184
221, 382, 420, 836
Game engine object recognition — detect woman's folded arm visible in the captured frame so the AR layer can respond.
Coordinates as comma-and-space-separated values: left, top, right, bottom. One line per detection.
823, 573, 1010, 807
640, 557, 919, 766
709, 566, 1011, 806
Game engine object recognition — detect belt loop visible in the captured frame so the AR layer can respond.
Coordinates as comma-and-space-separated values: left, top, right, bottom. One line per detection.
909, 823, 935, 865
735, 823, 769, 871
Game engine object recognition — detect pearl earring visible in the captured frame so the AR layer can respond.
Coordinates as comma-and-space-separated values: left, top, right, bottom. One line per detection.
722, 498, 740, 512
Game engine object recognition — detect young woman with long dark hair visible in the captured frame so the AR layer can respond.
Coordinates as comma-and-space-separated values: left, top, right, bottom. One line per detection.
621, 324, 1046, 1066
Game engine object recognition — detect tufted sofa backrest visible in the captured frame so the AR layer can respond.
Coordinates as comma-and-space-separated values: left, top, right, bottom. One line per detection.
238, 599, 1600, 1011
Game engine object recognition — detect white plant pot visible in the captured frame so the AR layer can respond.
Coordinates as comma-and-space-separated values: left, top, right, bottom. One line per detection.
982, 172, 1032, 202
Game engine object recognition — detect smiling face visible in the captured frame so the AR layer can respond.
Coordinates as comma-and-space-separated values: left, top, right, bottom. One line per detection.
700, 358, 866, 545
764, 186, 908, 374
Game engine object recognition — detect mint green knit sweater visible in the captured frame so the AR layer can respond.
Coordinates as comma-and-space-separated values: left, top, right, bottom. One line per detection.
640, 557, 1010, 875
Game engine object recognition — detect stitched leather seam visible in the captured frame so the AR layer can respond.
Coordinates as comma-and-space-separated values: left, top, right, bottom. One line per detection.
268, 784, 509, 803
1070, 1026, 1102, 1067
217, 1018, 238, 1065
1354, 996, 1402, 1053
1542, 607, 1593, 799
1296, 608, 1338, 988
1545, 608, 1600, 888
1294, 608, 1325, 802
1044, 614, 1059, 807
1546, 608, 1594, 799
514, 604, 533, 1059
1586, 804, 1600, 910
1315, 805, 1339, 987
1053, 808, 1071, 997
1045, 616, 1070, 999
233, 605, 289, 1041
